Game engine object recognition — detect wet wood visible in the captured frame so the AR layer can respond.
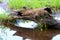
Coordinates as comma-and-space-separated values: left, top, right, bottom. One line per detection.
2, 21, 60, 40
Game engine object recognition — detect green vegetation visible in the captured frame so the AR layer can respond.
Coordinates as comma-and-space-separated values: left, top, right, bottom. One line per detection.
0, 8, 12, 20
0, 0, 2, 3
8, 0, 60, 9
38, 21, 47, 31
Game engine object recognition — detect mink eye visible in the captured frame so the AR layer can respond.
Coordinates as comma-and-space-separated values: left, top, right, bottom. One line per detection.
17, 12, 22, 16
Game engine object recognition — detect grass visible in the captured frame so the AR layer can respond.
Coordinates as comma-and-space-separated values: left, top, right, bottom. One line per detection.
7, 0, 60, 10
0, 0, 2, 3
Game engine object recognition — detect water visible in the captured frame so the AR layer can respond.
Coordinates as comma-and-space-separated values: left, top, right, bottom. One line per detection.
15, 19, 38, 28
0, 0, 9, 11
52, 34, 60, 40
0, 25, 31, 40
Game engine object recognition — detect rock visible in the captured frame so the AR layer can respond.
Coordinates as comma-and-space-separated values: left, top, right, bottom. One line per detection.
44, 18, 57, 26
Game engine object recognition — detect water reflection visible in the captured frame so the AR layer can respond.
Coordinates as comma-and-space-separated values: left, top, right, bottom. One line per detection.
0, 26, 31, 40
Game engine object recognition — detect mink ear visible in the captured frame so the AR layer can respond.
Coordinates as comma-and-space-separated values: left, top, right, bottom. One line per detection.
44, 7, 52, 14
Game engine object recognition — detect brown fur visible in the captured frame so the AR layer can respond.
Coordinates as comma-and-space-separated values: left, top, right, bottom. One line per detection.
12, 7, 52, 20
18, 8, 51, 18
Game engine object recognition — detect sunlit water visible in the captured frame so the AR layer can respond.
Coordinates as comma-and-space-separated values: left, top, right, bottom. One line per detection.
15, 19, 38, 28
52, 34, 60, 40
0, 26, 31, 40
